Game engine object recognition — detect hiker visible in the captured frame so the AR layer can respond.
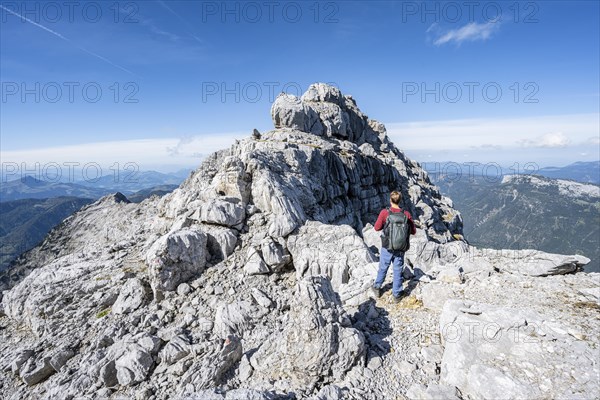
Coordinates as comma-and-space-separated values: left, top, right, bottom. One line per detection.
372, 191, 416, 303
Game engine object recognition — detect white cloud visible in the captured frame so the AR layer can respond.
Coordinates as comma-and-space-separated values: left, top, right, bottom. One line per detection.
2, 115, 597, 174
0, 132, 247, 172
386, 114, 599, 153
586, 136, 600, 145
432, 22, 500, 46
517, 132, 571, 148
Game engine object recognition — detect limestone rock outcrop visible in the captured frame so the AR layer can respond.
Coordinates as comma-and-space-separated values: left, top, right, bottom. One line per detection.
0, 83, 595, 400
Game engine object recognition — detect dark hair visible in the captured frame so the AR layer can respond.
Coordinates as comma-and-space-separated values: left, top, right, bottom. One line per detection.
390, 191, 402, 205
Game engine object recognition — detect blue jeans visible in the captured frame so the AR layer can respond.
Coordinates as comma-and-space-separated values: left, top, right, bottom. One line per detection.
374, 247, 404, 297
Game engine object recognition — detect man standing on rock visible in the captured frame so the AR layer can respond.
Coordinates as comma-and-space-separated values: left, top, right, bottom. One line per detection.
372, 191, 416, 303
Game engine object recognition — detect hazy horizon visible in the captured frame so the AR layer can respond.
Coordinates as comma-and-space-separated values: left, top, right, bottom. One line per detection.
2, 1, 599, 173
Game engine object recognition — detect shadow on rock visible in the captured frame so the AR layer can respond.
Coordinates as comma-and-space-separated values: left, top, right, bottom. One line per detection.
351, 298, 392, 366
378, 266, 428, 298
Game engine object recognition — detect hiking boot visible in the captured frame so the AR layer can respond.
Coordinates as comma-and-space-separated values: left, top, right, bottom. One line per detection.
371, 286, 382, 299
393, 291, 405, 303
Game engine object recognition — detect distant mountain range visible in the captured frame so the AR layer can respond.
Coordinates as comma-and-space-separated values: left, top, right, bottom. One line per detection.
126, 184, 179, 203
430, 173, 600, 272
0, 169, 191, 202
536, 161, 599, 184
423, 161, 599, 185
0, 197, 94, 272
0, 176, 109, 202
73, 169, 191, 192
0, 179, 184, 271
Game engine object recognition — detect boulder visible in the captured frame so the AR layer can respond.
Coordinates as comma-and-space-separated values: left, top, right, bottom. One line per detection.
260, 237, 291, 270
202, 226, 238, 261
209, 156, 251, 203
112, 278, 149, 315
20, 357, 55, 386
238, 354, 253, 382
115, 348, 154, 386
99, 360, 118, 387
338, 262, 379, 307
301, 82, 343, 104
287, 221, 376, 290
436, 267, 464, 284
244, 247, 270, 275
251, 276, 365, 387
146, 227, 208, 292
198, 199, 245, 227
10, 349, 34, 375
158, 334, 191, 366
251, 288, 273, 308
249, 169, 306, 238
308, 102, 350, 138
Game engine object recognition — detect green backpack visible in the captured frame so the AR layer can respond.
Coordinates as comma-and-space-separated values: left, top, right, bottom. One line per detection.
382, 208, 410, 252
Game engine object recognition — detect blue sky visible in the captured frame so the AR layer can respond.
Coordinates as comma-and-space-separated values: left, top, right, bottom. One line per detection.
1, 0, 599, 173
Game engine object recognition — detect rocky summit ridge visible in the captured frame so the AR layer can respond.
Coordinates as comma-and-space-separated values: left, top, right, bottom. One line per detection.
0, 83, 598, 400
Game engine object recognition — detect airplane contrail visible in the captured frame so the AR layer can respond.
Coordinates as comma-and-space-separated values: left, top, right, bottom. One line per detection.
156, 0, 203, 44
0, 4, 137, 76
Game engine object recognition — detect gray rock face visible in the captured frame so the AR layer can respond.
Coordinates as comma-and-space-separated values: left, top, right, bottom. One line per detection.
271, 93, 324, 136
362, 223, 381, 255
406, 383, 460, 400
20, 357, 54, 386
89, 333, 161, 390
243, 247, 270, 276
301, 82, 344, 104
406, 231, 589, 280
203, 226, 238, 262
186, 388, 277, 400
250, 288, 273, 308
484, 249, 590, 276
288, 221, 376, 289
198, 199, 245, 227
9, 349, 34, 375
259, 237, 291, 271
439, 300, 599, 399
251, 276, 365, 387
214, 301, 253, 339
420, 282, 457, 311
180, 335, 242, 392
158, 334, 191, 366
146, 227, 208, 292
49, 348, 74, 372
112, 277, 149, 315
337, 262, 379, 307
0, 82, 594, 400
115, 347, 154, 386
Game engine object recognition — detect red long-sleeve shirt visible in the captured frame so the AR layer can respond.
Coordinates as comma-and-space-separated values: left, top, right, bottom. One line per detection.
374, 207, 417, 234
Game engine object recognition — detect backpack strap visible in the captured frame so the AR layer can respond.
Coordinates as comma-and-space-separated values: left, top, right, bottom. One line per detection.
383, 208, 391, 230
